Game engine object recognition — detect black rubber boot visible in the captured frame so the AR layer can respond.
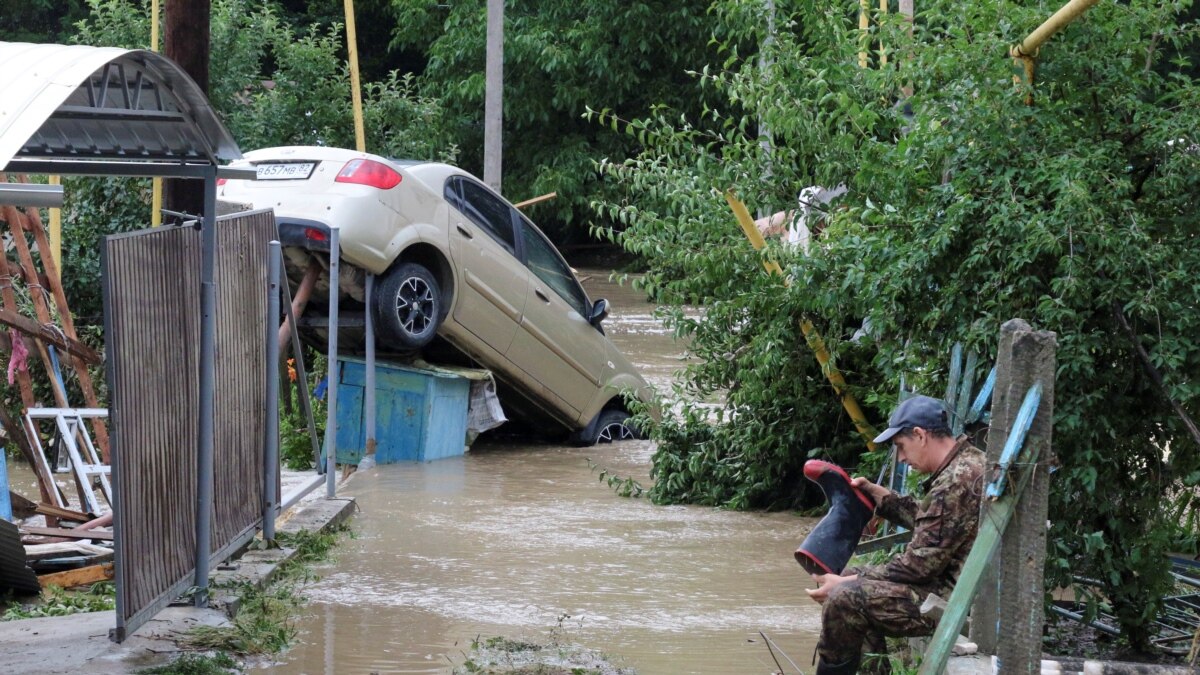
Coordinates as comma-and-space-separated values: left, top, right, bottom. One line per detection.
795, 460, 876, 575
816, 655, 862, 675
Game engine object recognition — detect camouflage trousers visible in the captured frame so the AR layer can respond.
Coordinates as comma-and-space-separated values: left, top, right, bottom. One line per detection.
817, 577, 936, 674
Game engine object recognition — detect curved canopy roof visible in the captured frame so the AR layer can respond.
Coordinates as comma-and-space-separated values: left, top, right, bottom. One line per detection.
0, 41, 241, 175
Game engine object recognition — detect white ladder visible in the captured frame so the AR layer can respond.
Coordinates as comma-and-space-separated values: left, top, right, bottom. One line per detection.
25, 407, 111, 515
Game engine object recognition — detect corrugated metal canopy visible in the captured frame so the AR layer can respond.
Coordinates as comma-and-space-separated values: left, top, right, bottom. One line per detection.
0, 41, 241, 174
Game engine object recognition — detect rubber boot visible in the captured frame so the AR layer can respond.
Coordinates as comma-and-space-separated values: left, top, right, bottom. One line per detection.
816, 655, 862, 675
795, 460, 876, 575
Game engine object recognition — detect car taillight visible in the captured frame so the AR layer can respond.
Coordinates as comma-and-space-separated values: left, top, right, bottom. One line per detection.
304, 227, 329, 242
216, 178, 227, 186
334, 159, 402, 189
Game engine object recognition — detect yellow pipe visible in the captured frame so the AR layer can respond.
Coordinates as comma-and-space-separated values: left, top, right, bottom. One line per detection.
879, 0, 888, 67
344, 0, 367, 152
858, 0, 870, 68
1011, 0, 1099, 59
724, 190, 879, 452
150, 0, 162, 227
48, 175, 61, 269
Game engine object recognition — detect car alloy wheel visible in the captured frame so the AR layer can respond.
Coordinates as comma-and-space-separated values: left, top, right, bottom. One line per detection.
376, 261, 442, 350
395, 276, 436, 338
596, 419, 637, 443
585, 409, 640, 446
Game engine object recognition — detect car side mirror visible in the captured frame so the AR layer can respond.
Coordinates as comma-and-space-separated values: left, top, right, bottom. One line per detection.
589, 298, 609, 328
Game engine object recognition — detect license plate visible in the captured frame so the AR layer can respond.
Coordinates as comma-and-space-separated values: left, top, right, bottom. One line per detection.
255, 162, 316, 180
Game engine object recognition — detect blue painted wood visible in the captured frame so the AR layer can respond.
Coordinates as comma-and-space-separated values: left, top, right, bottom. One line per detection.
967, 366, 997, 425
952, 351, 979, 435
0, 450, 10, 521
984, 381, 1043, 500
331, 358, 470, 464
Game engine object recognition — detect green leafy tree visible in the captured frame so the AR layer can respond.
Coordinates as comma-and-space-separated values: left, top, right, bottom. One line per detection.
388, 0, 715, 241
0, 0, 90, 43
601, 0, 1200, 651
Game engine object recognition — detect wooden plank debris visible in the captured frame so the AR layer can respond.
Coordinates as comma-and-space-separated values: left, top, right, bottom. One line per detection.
21, 526, 113, 541
35, 502, 93, 523
38, 561, 114, 589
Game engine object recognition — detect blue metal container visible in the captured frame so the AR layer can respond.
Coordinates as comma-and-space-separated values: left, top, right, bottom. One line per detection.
332, 357, 470, 464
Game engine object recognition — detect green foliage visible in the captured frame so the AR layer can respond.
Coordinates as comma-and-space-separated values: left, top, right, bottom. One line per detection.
135, 652, 240, 675
585, 457, 645, 498
187, 524, 349, 655
452, 615, 635, 674
2, 582, 116, 620
388, 0, 715, 241
0, 0, 91, 43
186, 583, 297, 655
597, 0, 1200, 651
279, 353, 327, 471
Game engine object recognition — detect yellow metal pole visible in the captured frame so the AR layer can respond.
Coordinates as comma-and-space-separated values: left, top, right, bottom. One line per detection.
1010, 0, 1097, 105
725, 190, 879, 452
150, 0, 162, 227
1011, 0, 1099, 59
879, 0, 888, 67
47, 175, 61, 270
343, 0, 367, 152
859, 0, 870, 68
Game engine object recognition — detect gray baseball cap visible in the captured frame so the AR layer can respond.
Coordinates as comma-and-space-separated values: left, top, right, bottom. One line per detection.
872, 395, 950, 444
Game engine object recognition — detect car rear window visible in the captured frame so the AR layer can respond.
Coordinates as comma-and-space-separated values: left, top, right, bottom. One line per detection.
458, 180, 517, 251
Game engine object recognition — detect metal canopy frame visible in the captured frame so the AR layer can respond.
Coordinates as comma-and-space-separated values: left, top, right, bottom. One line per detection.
0, 41, 246, 622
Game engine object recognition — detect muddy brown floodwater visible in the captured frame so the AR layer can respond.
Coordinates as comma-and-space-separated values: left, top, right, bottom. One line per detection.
260, 269, 824, 675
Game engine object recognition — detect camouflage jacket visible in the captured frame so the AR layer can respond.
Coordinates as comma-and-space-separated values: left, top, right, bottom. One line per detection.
858, 437, 986, 599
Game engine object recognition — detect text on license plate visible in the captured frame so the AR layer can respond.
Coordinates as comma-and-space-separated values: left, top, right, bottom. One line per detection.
255, 163, 316, 180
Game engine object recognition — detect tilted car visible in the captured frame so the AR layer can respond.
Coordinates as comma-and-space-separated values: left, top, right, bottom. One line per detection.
219, 146, 650, 445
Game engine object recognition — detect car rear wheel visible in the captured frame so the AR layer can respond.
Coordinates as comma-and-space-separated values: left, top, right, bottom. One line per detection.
375, 262, 442, 350
574, 409, 640, 446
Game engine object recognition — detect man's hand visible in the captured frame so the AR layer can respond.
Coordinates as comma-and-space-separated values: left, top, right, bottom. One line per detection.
805, 573, 857, 604
851, 476, 890, 506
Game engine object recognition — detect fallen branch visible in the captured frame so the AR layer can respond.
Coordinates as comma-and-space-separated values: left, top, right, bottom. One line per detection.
1113, 301, 1200, 452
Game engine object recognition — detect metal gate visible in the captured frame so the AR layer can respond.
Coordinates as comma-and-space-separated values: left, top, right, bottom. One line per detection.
103, 210, 277, 641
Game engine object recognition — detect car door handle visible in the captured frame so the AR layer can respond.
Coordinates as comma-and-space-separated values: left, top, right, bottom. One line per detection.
535, 289, 550, 303
456, 225, 473, 239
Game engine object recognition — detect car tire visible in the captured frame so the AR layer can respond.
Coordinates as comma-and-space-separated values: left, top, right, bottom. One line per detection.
375, 262, 442, 350
574, 409, 640, 446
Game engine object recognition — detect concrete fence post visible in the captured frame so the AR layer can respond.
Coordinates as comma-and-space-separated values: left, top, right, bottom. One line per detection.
970, 319, 1057, 673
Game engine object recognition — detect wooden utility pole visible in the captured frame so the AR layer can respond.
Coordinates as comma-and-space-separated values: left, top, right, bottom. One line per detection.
164, 0, 210, 221
484, 0, 503, 191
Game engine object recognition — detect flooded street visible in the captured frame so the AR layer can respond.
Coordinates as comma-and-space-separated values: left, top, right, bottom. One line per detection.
261, 270, 823, 674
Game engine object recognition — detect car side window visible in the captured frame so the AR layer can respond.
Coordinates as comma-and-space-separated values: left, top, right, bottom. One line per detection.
457, 179, 517, 252
517, 216, 590, 317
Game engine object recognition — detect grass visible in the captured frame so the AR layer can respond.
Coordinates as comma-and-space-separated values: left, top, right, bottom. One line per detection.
183, 524, 349, 657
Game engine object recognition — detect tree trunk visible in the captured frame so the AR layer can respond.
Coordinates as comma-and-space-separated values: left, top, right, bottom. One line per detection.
163, 0, 210, 222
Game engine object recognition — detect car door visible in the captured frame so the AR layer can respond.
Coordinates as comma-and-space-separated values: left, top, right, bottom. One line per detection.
506, 213, 611, 417
444, 177, 528, 356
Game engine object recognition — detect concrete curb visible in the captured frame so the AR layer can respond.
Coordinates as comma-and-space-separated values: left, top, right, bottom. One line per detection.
0, 495, 357, 674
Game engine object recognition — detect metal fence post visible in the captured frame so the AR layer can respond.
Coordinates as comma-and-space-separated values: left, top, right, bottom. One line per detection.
263, 241, 281, 541
194, 169, 218, 607
359, 272, 377, 469
970, 319, 1057, 672
325, 227, 340, 498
